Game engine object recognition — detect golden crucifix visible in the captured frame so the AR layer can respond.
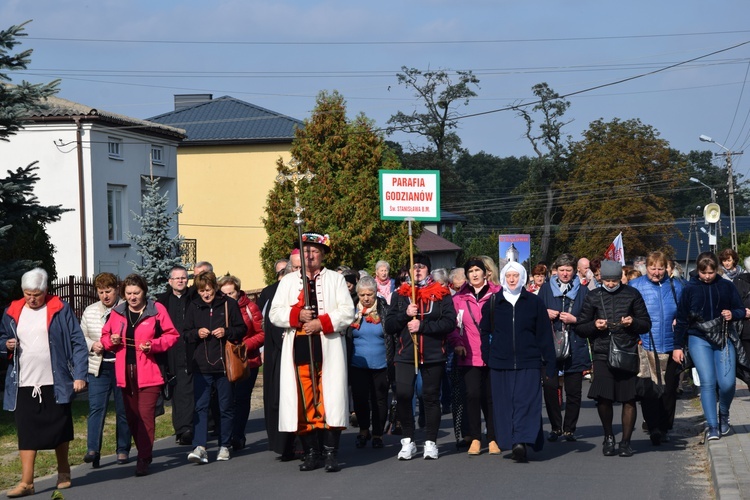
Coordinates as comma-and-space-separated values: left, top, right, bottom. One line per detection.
275, 159, 321, 414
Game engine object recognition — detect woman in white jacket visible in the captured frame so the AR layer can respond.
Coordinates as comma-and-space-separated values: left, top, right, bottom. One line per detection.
81, 272, 131, 467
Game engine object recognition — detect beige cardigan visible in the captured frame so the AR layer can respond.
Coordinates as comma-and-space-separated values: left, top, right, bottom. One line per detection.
80, 299, 123, 376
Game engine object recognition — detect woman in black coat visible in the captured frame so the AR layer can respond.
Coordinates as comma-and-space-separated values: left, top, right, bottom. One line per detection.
183, 272, 247, 464
480, 261, 557, 463
577, 261, 651, 458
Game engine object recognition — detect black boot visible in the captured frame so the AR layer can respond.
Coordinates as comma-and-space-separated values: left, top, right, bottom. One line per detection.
299, 432, 321, 471
323, 429, 342, 472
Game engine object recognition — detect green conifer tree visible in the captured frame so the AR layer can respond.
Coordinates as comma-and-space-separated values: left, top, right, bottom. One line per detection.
129, 176, 183, 296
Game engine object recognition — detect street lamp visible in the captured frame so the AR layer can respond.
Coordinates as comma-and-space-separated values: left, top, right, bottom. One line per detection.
689, 177, 717, 204
699, 134, 743, 252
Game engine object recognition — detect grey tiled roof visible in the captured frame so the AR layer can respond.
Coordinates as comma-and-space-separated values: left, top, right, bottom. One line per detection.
147, 96, 303, 144
20, 93, 186, 138
416, 229, 462, 252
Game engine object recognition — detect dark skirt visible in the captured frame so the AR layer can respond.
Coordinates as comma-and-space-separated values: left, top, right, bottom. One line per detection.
490, 368, 545, 452
587, 359, 637, 402
15, 385, 73, 450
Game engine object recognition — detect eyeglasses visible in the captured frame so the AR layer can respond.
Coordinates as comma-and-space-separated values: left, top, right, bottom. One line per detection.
413, 264, 427, 270
169, 277, 188, 281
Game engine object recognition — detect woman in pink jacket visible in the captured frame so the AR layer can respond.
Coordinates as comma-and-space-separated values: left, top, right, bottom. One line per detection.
448, 258, 501, 456
101, 274, 179, 476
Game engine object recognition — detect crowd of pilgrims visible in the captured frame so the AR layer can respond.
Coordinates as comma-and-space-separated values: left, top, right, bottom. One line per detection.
3, 241, 750, 495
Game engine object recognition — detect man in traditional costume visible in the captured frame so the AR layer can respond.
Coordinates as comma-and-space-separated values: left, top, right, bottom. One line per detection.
270, 233, 355, 472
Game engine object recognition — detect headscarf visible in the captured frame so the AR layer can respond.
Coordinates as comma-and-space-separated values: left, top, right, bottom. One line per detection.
500, 261, 527, 305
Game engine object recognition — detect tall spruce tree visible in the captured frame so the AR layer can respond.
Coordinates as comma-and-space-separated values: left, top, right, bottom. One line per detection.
261, 90, 413, 283
0, 163, 68, 307
1, 21, 59, 140
128, 176, 183, 296
0, 21, 63, 306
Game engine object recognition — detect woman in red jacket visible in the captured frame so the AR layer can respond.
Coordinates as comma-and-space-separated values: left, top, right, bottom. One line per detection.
101, 274, 179, 476
219, 274, 264, 451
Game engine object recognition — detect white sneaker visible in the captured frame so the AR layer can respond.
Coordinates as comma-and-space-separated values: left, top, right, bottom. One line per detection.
188, 446, 208, 464
423, 440, 438, 460
397, 438, 417, 460
216, 446, 231, 461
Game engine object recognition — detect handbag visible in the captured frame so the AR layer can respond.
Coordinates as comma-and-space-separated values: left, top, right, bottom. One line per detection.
607, 333, 639, 374
553, 298, 574, 361
636, 331, 667, 399
223, 302, 251, 383
553, 330, 570, 361
693, 316, 728, 349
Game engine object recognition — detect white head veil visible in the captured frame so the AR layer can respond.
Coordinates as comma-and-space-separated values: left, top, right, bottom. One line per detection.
500, 261, 527, 305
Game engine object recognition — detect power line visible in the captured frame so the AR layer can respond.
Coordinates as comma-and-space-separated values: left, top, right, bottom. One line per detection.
25, 29, 750, 46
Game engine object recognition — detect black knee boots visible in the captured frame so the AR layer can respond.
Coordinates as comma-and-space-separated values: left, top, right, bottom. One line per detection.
299, 431, 322, 471
323, 429, 342, 472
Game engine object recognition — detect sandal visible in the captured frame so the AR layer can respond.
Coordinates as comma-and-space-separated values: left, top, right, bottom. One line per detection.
6, 483, 34, 498
57, 472, 71, 489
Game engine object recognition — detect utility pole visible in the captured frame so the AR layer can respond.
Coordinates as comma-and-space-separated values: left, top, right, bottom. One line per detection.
719, 150, 741, 251
699, 135, 743, 252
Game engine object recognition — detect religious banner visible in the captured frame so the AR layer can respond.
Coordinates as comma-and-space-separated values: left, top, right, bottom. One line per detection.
498, 234, 531, 267
379, 170, 440, 221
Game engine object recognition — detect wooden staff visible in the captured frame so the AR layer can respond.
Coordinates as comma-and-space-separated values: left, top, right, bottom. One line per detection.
408, 218, 418, 375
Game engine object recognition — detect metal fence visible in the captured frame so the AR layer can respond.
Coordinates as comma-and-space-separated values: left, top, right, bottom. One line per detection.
49, 275, 263, 320
50, 275, 99, 320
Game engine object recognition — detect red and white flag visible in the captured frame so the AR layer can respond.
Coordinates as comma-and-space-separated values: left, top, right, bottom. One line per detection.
604, 232, 625, 265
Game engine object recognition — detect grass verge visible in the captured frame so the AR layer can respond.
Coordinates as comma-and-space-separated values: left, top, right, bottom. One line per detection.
0, 398, 173, 491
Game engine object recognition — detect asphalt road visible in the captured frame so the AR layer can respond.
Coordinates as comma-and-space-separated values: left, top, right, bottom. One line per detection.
28, 388, 711, 500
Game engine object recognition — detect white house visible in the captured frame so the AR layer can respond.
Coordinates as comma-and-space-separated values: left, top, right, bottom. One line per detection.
0, 95, 186, 278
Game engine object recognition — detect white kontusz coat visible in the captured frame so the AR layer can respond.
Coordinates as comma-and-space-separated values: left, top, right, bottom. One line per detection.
269, 267, 355, 432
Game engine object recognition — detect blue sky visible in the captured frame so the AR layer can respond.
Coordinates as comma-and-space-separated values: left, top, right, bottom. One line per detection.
4, 0, 750, 179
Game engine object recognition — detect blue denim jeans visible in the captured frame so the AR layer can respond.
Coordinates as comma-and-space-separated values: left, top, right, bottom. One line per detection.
689, 335, 736, 428
87, 362, 131, 455
193, 372, 234, 448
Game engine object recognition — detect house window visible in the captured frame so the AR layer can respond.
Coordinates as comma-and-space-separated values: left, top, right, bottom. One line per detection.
151, 145, 164, 165
107, 185, 125, 242
108, 137, 123, 159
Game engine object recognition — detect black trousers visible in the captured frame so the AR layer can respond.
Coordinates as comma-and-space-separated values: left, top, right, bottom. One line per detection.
641, 355, 679, 433
461, 366, 495, 441
543, 371, 583, 433
167, 339, 194, 436
350, 366, 389, 436
395, 362, 443, 442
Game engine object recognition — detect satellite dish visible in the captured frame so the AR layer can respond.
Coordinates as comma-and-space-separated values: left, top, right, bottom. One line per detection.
704, 203, 721, 224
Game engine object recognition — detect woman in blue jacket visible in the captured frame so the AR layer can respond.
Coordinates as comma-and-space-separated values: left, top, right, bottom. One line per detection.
673, 252, 746, 441
628, 251, 683, 445
0, 268, 88, 497
480, 261, 557, 463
